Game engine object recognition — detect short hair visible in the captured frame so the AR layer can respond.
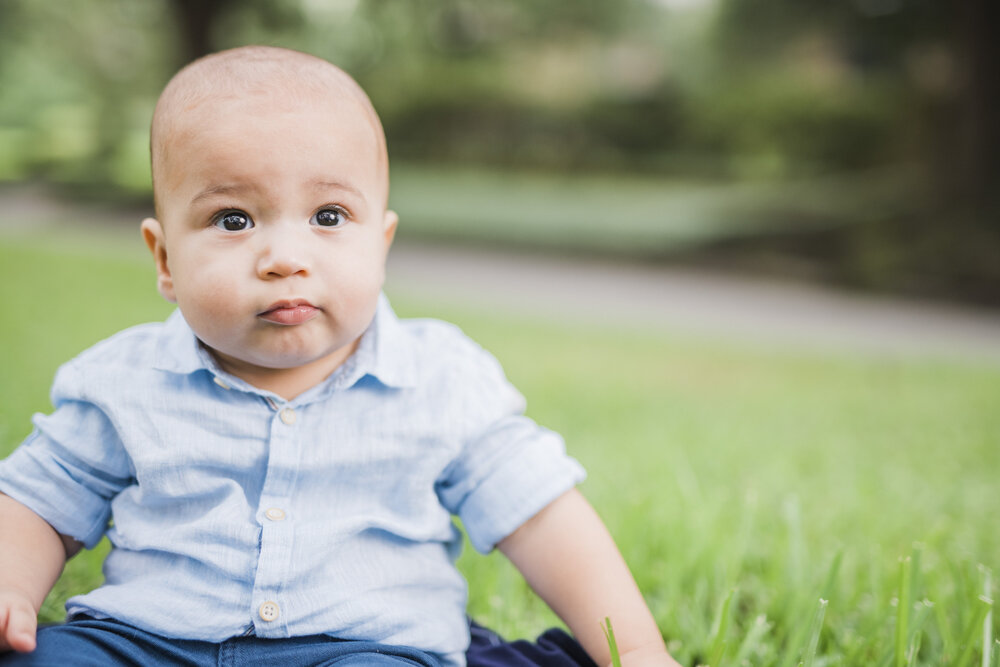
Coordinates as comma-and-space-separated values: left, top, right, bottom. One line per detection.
150, 46, 388, 215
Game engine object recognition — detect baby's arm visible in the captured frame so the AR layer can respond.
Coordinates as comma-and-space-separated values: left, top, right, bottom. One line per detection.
498, 489, 681, 667
0, 493, 79, 653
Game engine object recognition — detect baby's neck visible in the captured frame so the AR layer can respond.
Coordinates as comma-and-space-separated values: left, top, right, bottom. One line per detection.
208, 342, 359, 401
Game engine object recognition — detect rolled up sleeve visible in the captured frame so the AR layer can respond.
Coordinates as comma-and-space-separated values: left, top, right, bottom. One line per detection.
0, 365, 131, 549
435, 347, 586, 554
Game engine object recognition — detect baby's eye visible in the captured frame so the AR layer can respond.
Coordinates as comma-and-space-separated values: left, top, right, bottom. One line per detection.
311, 208, 347, 228
213, 210, 254, 231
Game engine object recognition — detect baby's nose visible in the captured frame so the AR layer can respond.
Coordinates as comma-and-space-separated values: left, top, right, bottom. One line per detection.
256, 235, 310, 278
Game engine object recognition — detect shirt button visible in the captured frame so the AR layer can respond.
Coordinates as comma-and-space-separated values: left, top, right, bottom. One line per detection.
213, 376, 231, 390
259, 601, 280, 622
264, 508, 286, 521
279, 407, 296, 425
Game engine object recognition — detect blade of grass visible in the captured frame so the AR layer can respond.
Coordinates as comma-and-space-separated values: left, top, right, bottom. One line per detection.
983, 567, 993, 667
603, 617, 622, 667
906, 599, 934, 666
776, 554, 838, 667
783, 495, 804, 588
726, 490, 757, 589
780, 604, 818, 667
954, 596, 993, 667
820, 550, 843, 602
801, 598, 829, 667
935, 592, 957, 654
896, 557, 912, 667
906, 630, 923, 667
732, 614, 772, 666
909, 544, 924, 624
707, 588, 737, 667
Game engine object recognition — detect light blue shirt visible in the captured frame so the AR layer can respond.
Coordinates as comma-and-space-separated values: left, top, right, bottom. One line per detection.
0, 295, 585, 667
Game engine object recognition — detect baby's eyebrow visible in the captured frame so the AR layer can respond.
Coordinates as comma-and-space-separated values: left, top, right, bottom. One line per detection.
190, 184, 255, 206
311, 179, 365, 201
187, 180, 367, 207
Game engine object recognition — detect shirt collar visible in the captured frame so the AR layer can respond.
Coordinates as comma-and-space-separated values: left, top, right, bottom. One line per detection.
326, 293, 417, 391
152, 309, 213, 376
152, 293, 417, 391
365, 293, 419, 389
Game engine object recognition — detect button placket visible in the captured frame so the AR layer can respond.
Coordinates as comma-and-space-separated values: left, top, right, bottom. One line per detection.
251, 396, 299, 637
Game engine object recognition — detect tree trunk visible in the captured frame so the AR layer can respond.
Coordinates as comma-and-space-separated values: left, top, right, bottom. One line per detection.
952, 0, 1000, 209
167, 0, 234, 65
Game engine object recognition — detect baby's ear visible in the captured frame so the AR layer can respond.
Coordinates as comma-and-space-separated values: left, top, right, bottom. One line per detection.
382, 209, 399, 248
140, 218, 176, 303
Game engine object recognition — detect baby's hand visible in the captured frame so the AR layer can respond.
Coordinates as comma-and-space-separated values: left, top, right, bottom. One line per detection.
0, 588, 38, 653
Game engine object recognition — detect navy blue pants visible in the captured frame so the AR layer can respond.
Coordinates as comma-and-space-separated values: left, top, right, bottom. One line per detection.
467, 622, 596, 667
0, 617, 596, 666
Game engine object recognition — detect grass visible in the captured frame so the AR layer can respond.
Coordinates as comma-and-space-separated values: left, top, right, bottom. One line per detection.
604, 617, 623, 667
1, 233, 998, 666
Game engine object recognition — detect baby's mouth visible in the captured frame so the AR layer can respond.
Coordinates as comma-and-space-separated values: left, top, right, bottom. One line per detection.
258, 300, 320, 325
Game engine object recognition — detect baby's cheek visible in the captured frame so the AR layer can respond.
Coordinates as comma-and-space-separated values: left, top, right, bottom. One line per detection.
174, 281, 245, 344
328, 259, 383, 300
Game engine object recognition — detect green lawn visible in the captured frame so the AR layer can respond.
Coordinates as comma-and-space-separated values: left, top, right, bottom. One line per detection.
1, 235, 997, 666
387, 163, 918, 256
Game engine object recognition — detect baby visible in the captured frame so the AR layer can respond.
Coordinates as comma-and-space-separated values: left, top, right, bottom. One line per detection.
0, 46, 678, 667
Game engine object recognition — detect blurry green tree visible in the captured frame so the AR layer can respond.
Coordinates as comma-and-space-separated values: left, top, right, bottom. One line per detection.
0, 0, 995, 300
712, 0, 998, 211
704, 0, 999, 300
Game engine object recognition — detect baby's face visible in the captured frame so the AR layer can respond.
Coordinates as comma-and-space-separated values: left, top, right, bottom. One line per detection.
143, 93, 397, 393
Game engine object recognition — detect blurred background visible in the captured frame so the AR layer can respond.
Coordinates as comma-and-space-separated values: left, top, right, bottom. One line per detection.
2, 5, 1000, 660
0, 0, 997, 305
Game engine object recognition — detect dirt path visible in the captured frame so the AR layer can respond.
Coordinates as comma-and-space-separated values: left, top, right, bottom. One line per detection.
4, 185, 1000, 363
386, 243, 1000, 363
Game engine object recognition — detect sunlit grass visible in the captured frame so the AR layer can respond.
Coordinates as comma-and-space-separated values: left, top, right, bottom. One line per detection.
400, 296, 999, 666
1, 235, 997, 665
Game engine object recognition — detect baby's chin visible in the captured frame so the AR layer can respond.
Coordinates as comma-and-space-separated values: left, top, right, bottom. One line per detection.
212, 348, 339, 372
206, 338, 361, 385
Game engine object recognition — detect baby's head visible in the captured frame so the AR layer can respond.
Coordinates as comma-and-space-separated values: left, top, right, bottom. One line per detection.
149, 46, 389, 215
142, 46, 399, 398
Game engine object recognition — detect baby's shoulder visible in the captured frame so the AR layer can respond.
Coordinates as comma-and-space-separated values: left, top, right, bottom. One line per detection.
396, 316, 512, 390
58, 321, 167, 381
395, 316, 525, 421
398, 317, 494, 367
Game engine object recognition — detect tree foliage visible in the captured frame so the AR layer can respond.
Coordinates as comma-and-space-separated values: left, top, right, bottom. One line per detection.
0, 0, 995, 299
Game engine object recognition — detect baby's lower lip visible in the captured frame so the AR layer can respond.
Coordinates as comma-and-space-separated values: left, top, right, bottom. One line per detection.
259, 305, 319, 325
